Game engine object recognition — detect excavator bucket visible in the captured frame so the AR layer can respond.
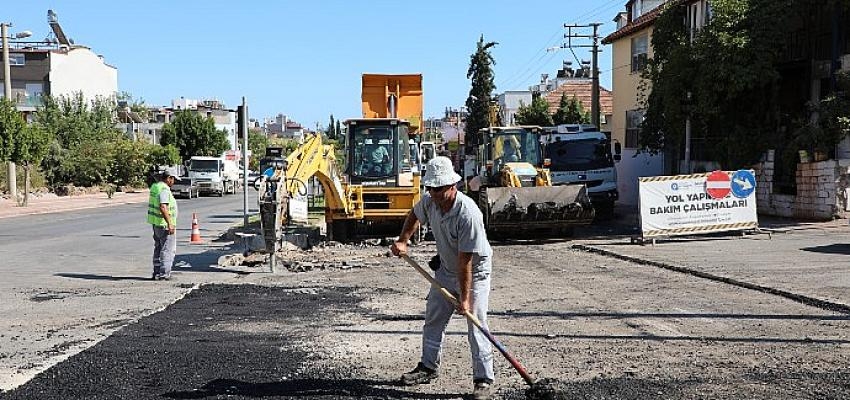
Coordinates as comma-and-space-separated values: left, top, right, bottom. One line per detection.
481, 184, 595, 235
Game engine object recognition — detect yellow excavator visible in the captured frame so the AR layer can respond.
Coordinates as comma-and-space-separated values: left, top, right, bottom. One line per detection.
258, 74, 423, 246
467, 125, 595, 237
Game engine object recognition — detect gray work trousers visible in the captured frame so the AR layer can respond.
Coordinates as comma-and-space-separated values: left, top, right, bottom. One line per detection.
420, 266, 494, 383
152, 225, 176, 278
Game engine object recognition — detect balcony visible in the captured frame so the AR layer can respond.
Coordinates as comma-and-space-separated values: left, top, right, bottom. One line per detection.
0, 89, 43, 110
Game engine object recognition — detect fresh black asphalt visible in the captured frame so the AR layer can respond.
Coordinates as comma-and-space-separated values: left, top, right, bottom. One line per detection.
2, 284, 848, 400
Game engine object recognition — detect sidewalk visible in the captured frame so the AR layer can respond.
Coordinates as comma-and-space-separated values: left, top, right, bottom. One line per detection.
576, 207, 850, 314
0, 190, 150, 219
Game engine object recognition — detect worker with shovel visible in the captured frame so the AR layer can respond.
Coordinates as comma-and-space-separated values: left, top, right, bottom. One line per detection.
391, 156, 495, 400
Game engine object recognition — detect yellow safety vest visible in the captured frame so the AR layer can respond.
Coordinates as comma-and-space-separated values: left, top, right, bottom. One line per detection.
147, 182, 177, 227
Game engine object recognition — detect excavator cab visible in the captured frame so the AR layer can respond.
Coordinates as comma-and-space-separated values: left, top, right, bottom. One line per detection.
345, 120, 415, 185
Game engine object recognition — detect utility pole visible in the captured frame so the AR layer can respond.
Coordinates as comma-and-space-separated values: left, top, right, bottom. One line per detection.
564, 22, 602, 127
239, 97, 248, 228
684, 91, 692, 173
2, 23, 17, 200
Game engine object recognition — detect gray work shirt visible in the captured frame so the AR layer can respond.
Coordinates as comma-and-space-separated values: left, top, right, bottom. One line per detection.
413, 191, 493, 275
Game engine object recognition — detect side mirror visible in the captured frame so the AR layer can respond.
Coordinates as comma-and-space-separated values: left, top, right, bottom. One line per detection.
613, 141, 622, 162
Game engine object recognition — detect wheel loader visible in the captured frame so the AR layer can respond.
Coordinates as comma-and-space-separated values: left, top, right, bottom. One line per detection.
468, 126, 595, 237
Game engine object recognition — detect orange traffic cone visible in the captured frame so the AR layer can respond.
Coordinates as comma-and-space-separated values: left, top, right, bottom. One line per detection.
190, 213, 203, 244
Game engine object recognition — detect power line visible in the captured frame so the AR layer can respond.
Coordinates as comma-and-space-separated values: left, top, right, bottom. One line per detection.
564, 23, 603, 126
507, 51, 559, 91
496, 29, 563, 89
573, 0, 623, 22
497, 2, 623, 91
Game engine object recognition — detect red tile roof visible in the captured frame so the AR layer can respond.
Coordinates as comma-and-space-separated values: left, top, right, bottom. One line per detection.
544, 80, 613, 116
602, 5, 664, 44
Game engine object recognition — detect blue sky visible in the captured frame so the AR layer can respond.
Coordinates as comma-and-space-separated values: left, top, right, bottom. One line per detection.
10, 1, 622, 129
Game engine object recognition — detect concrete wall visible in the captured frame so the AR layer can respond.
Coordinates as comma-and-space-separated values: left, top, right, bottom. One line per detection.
618, 149, 666, 206
754, 150, 850, 220
49, 48, 118, 101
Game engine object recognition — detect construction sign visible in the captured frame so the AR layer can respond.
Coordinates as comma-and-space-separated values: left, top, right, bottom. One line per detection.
638, 170, 758, 238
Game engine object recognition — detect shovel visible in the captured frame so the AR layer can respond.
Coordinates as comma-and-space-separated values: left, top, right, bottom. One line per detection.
400, 253, 536, 386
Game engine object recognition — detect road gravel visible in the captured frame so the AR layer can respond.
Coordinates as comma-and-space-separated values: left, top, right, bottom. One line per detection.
2, 236, 847, 399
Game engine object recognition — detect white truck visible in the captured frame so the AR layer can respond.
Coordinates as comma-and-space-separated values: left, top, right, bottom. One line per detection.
541, 124, 621, 217
188, 156, 240, 196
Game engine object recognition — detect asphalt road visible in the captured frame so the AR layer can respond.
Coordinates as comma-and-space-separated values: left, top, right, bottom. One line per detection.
0, 190, 260, 391
1, 201, 848, 399
2, 241, 847, 399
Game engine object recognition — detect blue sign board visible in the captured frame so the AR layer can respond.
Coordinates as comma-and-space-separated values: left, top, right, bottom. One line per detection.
731, 170, 756, 198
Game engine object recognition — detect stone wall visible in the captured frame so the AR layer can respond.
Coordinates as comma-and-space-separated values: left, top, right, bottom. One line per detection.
754, 150, 850, 220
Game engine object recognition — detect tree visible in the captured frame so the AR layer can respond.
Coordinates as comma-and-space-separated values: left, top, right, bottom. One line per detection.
109, 140, 154, 188
0, 98, 24, 164
552, 93, 590, 125
147, 144, 181, 168
465, 35, 498, 153
160, 109, 230, 160
514, 95, 553, 126
116, 91, 151, 121
37, 93, 121, 149
326, 114, 337, 140
0, 99, 24, 197
10, 123, 51, 206
638, 0, 836, 169
248, 130, 269, 170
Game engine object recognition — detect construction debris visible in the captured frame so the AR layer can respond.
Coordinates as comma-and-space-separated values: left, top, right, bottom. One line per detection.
216, 238, 398, 273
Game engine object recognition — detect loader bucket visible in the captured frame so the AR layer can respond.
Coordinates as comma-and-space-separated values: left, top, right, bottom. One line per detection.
481, 184, 595, 235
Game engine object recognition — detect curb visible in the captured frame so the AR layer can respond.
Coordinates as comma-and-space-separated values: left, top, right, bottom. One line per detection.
572, 243, 850, 315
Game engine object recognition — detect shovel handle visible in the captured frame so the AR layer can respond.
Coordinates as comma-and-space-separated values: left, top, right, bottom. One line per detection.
400, 254, 535, 386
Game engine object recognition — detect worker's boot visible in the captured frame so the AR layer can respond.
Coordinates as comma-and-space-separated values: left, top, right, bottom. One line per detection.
472, 379, 492, 400
400, 362, 438, 385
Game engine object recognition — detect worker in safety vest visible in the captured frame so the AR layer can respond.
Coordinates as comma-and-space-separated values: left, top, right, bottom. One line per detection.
147, 167, 180, 280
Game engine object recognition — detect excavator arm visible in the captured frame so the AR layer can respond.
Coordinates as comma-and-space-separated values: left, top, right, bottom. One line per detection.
280, 134, 359, 217
259, 134, 363, 251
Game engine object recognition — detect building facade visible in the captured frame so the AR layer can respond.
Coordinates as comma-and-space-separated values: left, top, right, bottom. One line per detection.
602, 0, 669, 206
1, 45, 117, 114
2, 12, 118, 114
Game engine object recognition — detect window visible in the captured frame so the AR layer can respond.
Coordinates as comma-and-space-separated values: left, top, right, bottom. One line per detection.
625, 109, 644, 149
24, 83, 43, 106
631, 34, 648, 73
9, 54, 24, 66
25, 83, 43, 98
686, 1, 712, 42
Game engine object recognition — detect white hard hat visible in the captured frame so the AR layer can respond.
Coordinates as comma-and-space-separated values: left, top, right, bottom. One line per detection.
162, 167, 182, 182
421, 156, 461, 188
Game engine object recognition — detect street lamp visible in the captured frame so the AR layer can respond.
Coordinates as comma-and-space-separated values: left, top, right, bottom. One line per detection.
2, 23, 32, 200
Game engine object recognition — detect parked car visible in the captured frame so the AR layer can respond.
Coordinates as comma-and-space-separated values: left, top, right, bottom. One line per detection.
172, 179, 200, 199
